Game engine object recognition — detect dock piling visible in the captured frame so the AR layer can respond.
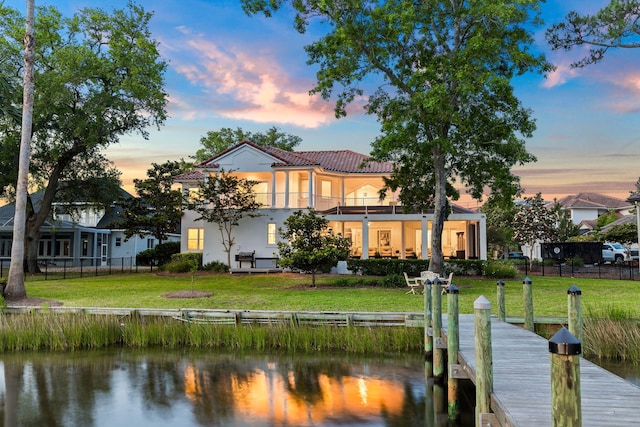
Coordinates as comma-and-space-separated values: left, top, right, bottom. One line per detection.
425, 279, 433, 356
567, 285, 582, 344
522, 277, 534, 331
496, 279, 505, 322
432, 277, 444, 379
447, 284, 460, 420
474, 295, 493, 425
549, 327, 582, 427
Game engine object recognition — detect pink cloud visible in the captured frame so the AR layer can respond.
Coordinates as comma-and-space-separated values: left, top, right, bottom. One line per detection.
542, 61, 579, 88
167, 32, 340, 128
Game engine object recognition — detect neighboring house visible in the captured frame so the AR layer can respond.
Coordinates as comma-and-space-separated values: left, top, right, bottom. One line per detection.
0, 189, 179, 267
175, 141, 487, 269
556, 192, 633, 225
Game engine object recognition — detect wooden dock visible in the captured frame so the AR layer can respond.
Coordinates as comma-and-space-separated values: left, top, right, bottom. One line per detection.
449, 314, 640, 426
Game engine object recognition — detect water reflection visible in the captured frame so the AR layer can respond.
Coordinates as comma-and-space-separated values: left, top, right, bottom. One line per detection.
0, 350, 473, 426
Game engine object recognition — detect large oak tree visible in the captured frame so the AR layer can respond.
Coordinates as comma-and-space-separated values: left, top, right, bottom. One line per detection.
0, 2, 168, 296
242, 0, 551, 273
194, 126, 302, 163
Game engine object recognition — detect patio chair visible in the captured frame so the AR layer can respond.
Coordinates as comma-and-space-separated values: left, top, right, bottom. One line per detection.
403, 272, 422, 294
420, 270, 439, 283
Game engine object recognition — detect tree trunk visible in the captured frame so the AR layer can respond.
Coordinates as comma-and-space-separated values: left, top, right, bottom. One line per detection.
428, 149, 448, 275
25, 220, 41, 273
6, 0, 35, 300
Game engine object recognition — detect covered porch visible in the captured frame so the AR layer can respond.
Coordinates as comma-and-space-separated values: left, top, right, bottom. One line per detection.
323, 206, 486, 261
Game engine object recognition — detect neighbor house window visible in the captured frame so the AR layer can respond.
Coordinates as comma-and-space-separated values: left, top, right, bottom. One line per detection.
147, 239, 156, 249
115, 237, 122, 247
267, 223, 277, 245
187, 228, 204, 251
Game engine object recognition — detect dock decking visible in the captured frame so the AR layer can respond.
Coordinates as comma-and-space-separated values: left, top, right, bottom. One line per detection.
450, 315, 640, 426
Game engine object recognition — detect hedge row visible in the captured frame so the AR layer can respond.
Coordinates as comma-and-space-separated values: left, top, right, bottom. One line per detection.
344, 258, 520, 278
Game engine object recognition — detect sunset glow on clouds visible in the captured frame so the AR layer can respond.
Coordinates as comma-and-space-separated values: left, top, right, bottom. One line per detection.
5, 0, 639, 203
165, 28, 335, 128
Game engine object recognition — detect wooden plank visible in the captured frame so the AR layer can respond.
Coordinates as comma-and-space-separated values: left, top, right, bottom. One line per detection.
448, 314, 640, 427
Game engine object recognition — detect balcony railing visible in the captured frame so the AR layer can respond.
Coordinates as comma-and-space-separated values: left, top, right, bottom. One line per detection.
256, 192, 394, 210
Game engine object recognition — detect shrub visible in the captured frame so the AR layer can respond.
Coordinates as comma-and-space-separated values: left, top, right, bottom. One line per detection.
135, 241, 180, 266
153, 241, 181, 265
483, 260, 518, 278
567, 256, 585, 267
164, 253, 202, 273
381, 273, 405, 288
136, 248, 156, 266
346, 258, 486, 276
202, 260, 229, 273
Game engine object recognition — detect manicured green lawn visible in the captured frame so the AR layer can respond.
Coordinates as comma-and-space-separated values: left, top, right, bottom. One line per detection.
18, 272, 640, 318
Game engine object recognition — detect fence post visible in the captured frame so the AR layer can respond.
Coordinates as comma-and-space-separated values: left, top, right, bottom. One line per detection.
523, 277, 534, 332
567, 285, 583, 345
496, 279, 505, 322
474, 296, 493, 424
432, 277, 444, 380
447, 284, 459, 420
424, 279, 433, 357
549, 327, 582, 427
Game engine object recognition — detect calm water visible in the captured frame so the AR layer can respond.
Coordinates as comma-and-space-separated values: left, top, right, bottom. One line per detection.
0, 350, 476, 427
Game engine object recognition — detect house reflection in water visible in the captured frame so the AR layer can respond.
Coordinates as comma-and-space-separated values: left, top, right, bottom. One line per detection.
183, 358, 417, 425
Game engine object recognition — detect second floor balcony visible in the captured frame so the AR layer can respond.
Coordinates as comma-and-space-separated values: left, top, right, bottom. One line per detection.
256, 192, 398, 210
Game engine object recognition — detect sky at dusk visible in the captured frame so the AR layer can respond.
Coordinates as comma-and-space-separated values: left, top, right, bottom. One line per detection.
5, 0, 640, 207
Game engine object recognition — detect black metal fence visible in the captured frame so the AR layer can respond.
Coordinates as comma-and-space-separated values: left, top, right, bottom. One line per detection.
518, 261, 639, 281
0, 257, 154, 282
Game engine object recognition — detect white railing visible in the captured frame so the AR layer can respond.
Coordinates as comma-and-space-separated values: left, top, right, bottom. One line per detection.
255, 192, 395, 209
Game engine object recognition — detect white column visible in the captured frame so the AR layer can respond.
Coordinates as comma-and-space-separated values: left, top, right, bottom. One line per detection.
284, 171, 290, 208
362, 218, 369, 259
421, 217, 429, 260
307, 170, 314, 208
479, 214, 487, 260
271, 171, 276, 207
341, 177, 345, 206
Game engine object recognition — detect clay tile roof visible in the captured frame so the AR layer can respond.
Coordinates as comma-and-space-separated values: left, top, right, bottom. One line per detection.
263, 146, 393, 174
174, 171, 204, 181
196, 141, 394, 174
556, 192, 629, 209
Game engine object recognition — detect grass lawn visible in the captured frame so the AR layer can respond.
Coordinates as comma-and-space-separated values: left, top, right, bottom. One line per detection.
17, 272, 640, 319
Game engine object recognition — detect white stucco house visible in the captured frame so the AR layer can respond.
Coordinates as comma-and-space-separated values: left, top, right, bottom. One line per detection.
175, 141, 487, 269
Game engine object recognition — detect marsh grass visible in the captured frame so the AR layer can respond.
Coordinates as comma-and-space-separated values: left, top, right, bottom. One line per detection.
8, 273, 640, 361
583, 305, 640, 362
0, 312, 423, 354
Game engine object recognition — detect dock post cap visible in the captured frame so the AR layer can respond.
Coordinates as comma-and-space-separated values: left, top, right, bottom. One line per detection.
567, 285, 582, 295
549, 327, 581, 355
425, 279, 432, 285
522, 277, 532, 285
433, 277, 443, 285
497, 279, 505, 287
474, 295, 491, 310
447, 284, 459, 294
